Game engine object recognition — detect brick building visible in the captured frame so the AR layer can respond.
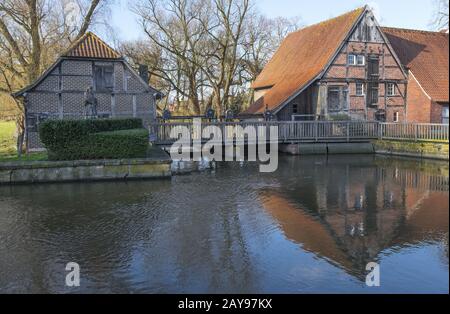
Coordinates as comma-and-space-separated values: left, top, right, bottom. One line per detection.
246, 6, 448, 123
383, 28, 449, 123
13, 32, 161, 151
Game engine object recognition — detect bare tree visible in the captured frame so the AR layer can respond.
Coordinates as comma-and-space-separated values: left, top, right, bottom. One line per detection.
241, 14, 300, 106
132, 0, 208, 115
0, 0, 109, 155
431, 0, 449, 30
129, 0, 299, 116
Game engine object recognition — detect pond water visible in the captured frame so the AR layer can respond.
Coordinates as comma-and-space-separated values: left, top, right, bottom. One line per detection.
0, 155, 448, 293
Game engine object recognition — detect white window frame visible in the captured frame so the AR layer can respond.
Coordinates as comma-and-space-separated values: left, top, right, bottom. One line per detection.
387, 83, 396, 96
356, 83, 365, 96
393, 111, 400, 123
348, 54, 356, 65
356, 55, 365, 66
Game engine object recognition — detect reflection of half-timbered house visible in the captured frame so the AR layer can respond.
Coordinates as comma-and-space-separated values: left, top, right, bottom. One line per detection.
246, 6, 448, 123
13, 32, 162, 151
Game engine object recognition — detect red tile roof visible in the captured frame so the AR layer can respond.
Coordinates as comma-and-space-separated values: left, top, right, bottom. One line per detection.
382, 27, 449, 103
63, 32, 121, 59
247, 7, 365, 114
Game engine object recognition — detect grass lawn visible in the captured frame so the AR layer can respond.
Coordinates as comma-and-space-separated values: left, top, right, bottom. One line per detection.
0, 120, 47, 162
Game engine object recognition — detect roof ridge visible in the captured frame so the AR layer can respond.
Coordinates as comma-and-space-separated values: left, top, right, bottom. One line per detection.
381, 26, 449, 35
288, 7, 366, 36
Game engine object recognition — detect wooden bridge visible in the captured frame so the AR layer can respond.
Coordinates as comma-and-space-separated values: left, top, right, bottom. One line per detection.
150, 121, 449, 145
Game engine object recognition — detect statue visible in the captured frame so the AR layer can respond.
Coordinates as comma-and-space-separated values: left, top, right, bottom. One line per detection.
84, 86, 98, 119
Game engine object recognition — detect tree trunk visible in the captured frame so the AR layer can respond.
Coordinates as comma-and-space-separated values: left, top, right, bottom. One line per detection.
15, 116, 25, 157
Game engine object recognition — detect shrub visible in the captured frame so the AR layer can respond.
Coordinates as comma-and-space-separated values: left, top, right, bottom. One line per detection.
88, 129, 149, 159
39, 118, 149, 160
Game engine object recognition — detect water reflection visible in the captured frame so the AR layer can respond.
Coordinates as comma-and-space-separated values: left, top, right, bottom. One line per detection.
0, 155, 448, 293
260, 156, 448, 281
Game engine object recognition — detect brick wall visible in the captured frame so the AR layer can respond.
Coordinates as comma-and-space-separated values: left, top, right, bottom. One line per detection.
430, 102, 446, 123
406, 74, 432, 122
25, 58, 157, 150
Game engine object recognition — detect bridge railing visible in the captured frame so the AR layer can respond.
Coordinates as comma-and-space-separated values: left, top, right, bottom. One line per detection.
379, 123, 449, 142
150, 121, 449, 144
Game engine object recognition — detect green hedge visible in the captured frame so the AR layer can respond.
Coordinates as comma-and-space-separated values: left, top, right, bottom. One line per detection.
39, 119, 149, 160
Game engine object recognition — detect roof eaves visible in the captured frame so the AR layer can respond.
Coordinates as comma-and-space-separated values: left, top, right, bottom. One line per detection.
12, 58, 62, 98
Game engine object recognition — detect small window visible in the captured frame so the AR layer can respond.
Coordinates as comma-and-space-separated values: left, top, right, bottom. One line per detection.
94, 64, 114, 91
348, 54, 364, 66
292, 103, 298, 114
393, 111, 399, 123
371, 87, 379, 103
348, 54, 356, 65
356, 83, 364, 96
442, 107, 449, 124
387, 83, 396, 96
367, 83, 379, 106
356, 55, 365, 66
27, 115, 38, 132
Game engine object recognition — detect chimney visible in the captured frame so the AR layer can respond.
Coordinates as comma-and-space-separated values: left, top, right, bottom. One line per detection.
138, 64, 149, 84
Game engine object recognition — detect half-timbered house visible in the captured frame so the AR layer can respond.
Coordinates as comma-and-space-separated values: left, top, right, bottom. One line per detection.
13, 32, 162, 151
246, 6, 422, 123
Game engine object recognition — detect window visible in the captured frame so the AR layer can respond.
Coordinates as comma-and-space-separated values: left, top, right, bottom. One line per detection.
348, 54, 365, 66
368, 56, 380, 78
356, 83, 364, 96
375, 110, 386, 122
27, 115, 38, 132
327, 86, 348, 111
328, 87, 341, 111
387, 83, 396, 96
443, 106, 449, 124
356, 55, 365, 66
393, 111, 399, 123
292, 103, 298, 114
27, 113, 49, 132
367, 82, 379, 106
94, 64, 114, 91
370, 86, 379, 104
348, 54, 356, 65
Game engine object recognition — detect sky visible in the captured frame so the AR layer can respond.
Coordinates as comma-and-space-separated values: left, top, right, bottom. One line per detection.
108, 0, 437, 42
